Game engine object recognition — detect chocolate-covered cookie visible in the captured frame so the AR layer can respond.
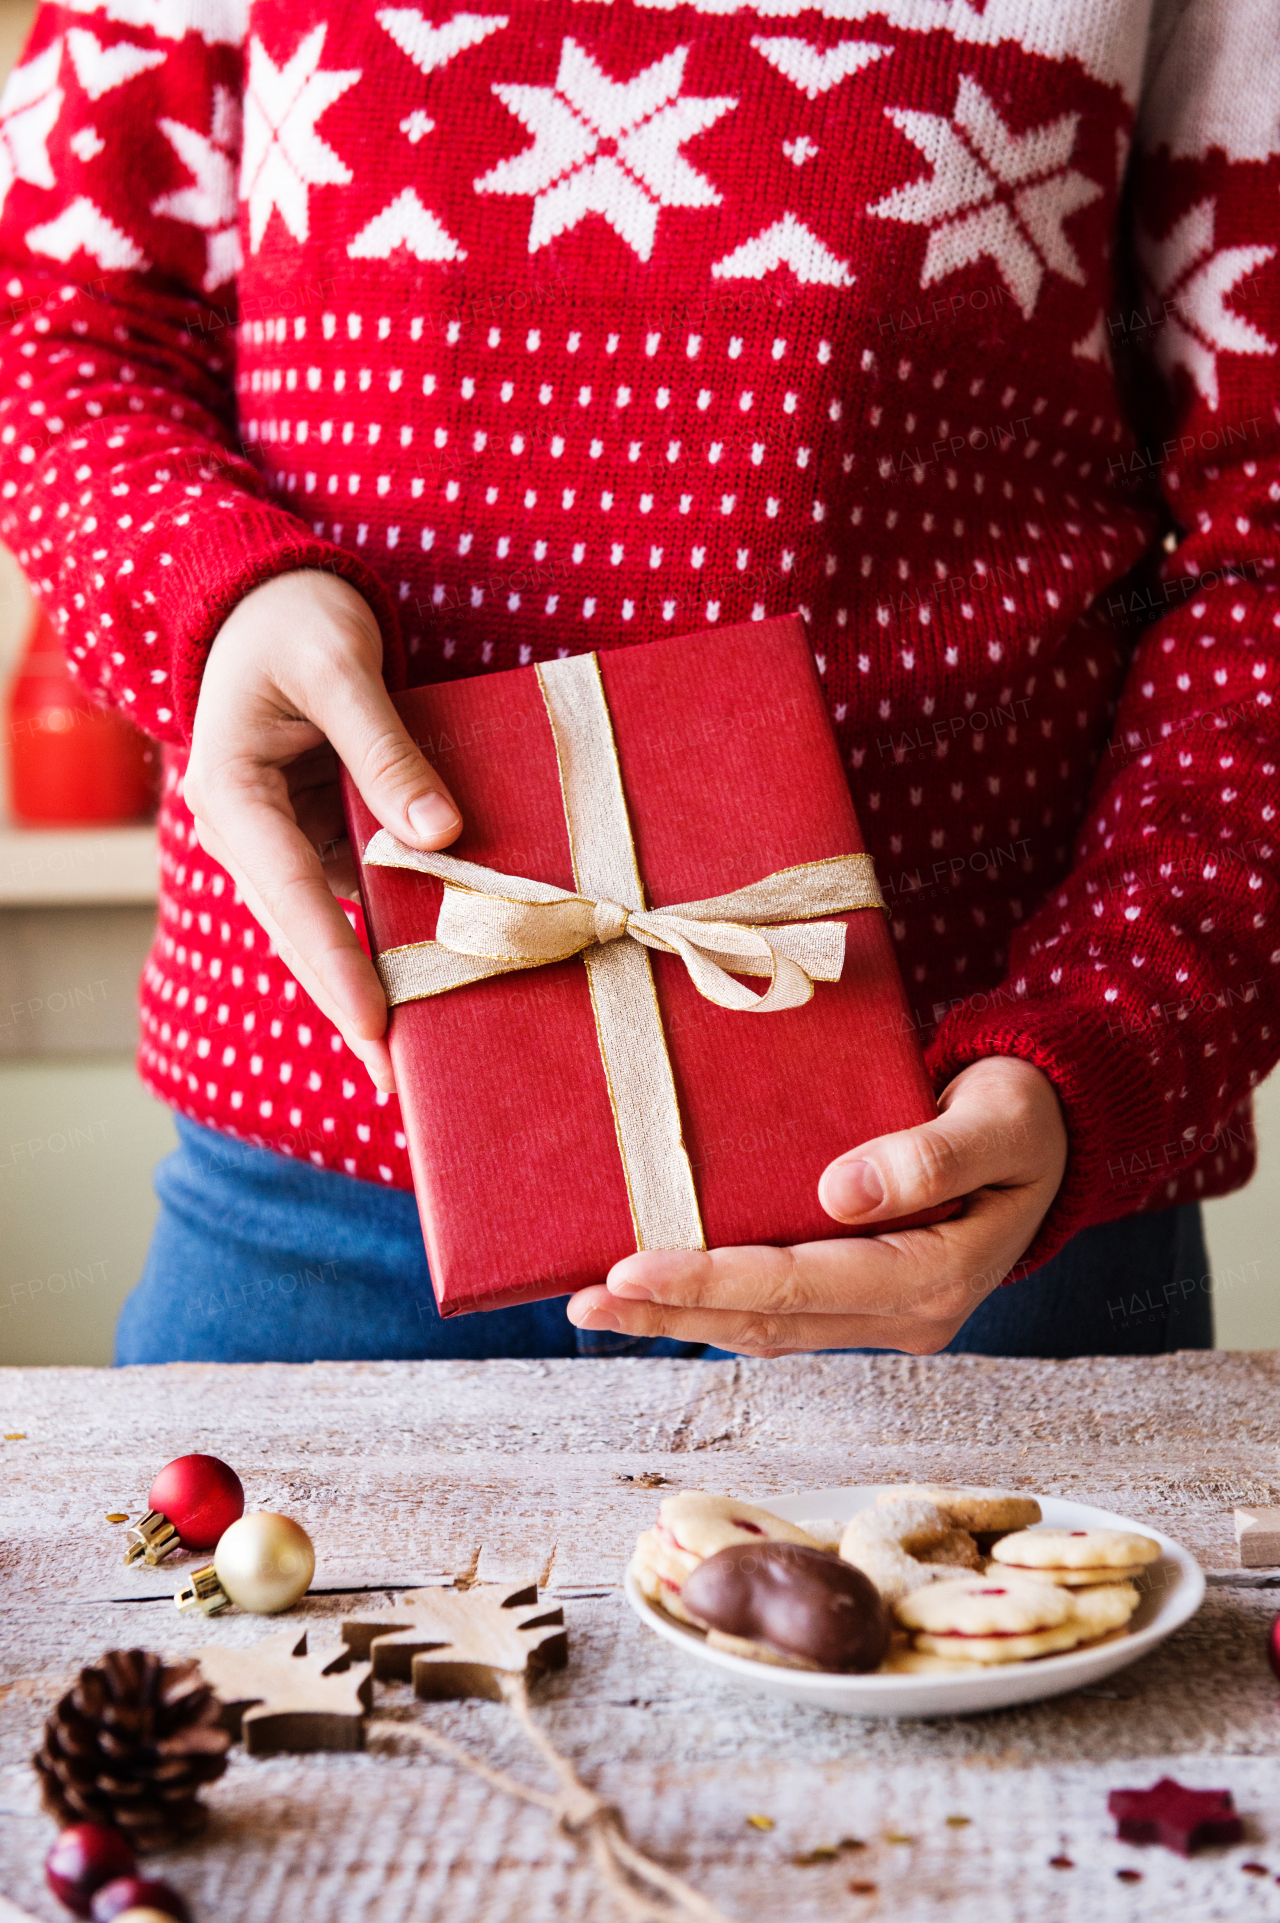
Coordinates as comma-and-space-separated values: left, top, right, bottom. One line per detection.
681, 1541, 891, 1673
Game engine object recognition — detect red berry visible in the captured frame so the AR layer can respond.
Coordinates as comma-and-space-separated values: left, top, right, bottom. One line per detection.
44, 1825, 136, 1916
91, 1877, 191, 1922
1268, 1612, 1280, 1684
148, 1454, 244, 1551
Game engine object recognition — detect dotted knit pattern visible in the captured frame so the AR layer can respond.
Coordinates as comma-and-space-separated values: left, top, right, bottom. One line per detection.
0, 1, 1276, 1270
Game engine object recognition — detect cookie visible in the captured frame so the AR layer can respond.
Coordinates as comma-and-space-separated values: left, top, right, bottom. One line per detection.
839, 1500, 980, 1605
896, 1574, 1076, 1639
682, 1541, 891, 1673
705, 1628, 820, 1669
991, 1528, 1160, 1580
1067, 1581, 1140, 1640
877, 1485, 1042, 1535
919, 1527, 982, 1571
631, 1526, 703, 1623
630, 1493, 818, 1623
1012, 1563, 1149, 1588
913, 1623, 1088, 1664
878, 1645, 975, 1675
655, 1492, 819, 1567
794, 1516, 845, 1552
896, 1576, 1087, 1664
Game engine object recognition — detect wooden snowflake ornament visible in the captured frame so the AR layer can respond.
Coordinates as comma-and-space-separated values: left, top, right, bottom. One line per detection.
193, 1630, 373, 1755
341, 1581, 568, 1701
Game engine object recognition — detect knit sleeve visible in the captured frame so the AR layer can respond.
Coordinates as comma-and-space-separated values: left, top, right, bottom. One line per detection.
927, 5, 1280, 1272
0, 5, 401, 745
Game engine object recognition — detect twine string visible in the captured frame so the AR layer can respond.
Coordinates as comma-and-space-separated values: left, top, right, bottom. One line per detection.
367, 1675, 734, 1923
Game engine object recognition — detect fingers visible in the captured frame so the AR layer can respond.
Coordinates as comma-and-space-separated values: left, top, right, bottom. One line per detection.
184, 570, 462, 1087
569, 1277, 971, 1358
817, 1055, 1066, 1227
319, 668, 464, 852
605, 1186, 1018, 1322
191, 789, 396, 1094
574, 1058, 1069, 1357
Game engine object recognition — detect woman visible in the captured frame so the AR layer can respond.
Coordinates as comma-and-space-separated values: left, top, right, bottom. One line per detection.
0, 0, 1272, 1361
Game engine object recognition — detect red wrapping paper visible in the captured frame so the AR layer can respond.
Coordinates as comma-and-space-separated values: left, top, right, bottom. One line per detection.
343, 616, 953, 1315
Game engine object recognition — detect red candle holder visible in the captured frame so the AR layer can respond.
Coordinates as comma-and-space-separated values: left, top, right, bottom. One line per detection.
6, 605, 155, 825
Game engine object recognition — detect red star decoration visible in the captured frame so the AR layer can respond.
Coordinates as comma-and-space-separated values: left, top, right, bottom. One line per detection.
1108, 1779, 1244, 1857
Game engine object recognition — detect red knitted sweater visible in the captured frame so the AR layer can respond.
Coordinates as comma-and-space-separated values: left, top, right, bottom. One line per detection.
1, 0, 1276, 1273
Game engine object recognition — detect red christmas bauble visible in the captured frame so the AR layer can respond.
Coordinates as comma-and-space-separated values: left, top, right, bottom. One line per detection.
91, 1877, 190, 1922
148, 1454, 244, 1551
1268, 1612, 1280, 1683
45, 1825, 136, 1916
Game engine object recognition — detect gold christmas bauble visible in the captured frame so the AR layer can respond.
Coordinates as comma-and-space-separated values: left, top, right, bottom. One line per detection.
213, 1511, 315, 1614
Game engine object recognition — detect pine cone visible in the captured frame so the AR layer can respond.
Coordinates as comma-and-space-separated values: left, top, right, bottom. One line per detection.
34, 1648, 230, 1851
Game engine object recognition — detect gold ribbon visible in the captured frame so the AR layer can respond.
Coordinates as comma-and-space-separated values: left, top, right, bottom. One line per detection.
363, 653, 884, 1251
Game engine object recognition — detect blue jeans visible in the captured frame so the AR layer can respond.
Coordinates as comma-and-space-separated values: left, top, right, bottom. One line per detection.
115, 1116, 1214, 1364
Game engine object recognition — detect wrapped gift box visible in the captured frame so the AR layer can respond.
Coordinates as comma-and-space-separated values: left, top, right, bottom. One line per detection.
343, 615, 953, 1315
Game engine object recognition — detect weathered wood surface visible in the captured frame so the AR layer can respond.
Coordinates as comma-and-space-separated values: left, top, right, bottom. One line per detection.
2, 1353, 1279, 1921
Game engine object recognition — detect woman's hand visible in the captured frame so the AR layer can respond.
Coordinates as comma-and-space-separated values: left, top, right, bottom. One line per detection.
183, 569, 463, 1093
568, 1055, 1068, 1354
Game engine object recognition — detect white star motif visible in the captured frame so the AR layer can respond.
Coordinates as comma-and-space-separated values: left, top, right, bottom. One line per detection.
153, 83, 241, 289
0, 38, 64, 218
66, 28, 166, 100
65, 0, 246, 48
712, 210, 852, 287
27, 192, 147, 269
782, 135, 819, 167
345, 10, 506, 265
751, 36, 892, 101
867, 74, 1102, 319
240, 24, 360, 252
376, 8, 508, 78
1136, 197, 1276, 411
475, 37, 736, 261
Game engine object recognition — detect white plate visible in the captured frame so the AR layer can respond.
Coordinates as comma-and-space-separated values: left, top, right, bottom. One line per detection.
624, 1486, 1205, 1718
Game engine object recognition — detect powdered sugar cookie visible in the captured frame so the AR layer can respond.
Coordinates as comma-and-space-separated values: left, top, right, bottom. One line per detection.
794, 1517, 844, 1551
991, 1527, 1159, 1581
919, 1527, 982, 1571
877, 1485, 1042, 1535
839, 1500, 979, 1605
630, 1493, 818, 1622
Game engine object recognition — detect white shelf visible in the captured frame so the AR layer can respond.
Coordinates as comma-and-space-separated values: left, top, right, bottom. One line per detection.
0, 824, 158, 905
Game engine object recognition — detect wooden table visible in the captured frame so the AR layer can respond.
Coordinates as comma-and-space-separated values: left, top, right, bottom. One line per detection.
2, 1354, 1279, 1921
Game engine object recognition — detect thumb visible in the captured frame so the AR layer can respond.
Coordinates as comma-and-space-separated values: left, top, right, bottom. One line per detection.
322, 659, 462, 850
818, 1111, 993, 1226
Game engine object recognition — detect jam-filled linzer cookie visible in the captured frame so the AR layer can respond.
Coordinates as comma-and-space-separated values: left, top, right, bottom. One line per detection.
990, 1528, 1161, 1587
895, 1574, 1091, 1665
630, 1493, 819, 1625
680, 1541, 892, 1672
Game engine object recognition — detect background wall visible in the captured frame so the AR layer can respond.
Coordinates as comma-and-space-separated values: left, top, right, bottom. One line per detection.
1, 0, 1277, 1362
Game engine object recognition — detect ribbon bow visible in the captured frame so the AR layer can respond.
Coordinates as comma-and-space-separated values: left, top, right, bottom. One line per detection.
359, 652, 884, 1252
363, 837, 879, 1015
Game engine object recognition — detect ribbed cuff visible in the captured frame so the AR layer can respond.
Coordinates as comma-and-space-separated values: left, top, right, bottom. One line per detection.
163, 499, 405, 740
926, 995, 1171, 1276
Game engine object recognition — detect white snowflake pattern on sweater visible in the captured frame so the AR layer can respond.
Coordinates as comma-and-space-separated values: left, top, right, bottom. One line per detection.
0, 0, 1274, 1265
